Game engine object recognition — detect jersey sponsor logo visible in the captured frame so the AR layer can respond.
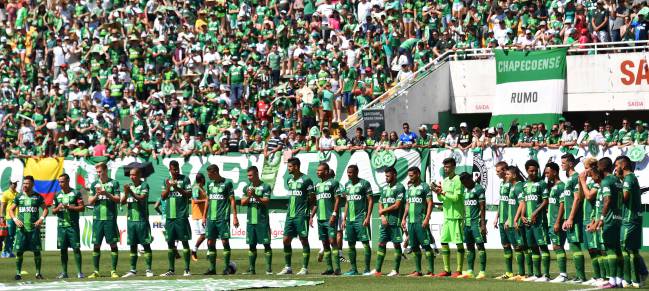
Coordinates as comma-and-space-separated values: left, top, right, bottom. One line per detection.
289, 190, 303, 197
170, 192, 184, 198
382, 197, 396, 204
525, 195, 539, 202
500, 195, 509, 203
126, 197, 137, 203
408, 197, 423, 204
19, 206, 38, 213
561, 189, 572, 198
347, 194, 363, 201
209, 194, 226, 200
316, 193, 332, 200
549, 197, 557, 204
465, 199, 478, 206
508, 198, 516, 205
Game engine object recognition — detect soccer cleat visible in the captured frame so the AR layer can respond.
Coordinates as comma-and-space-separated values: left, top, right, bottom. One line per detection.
362, 270, 372, 276
568, 278, 584, 284
450, 272, 462, 278
494, 273, 513, 280
508, 275, 525, 281
535, 275, 550, 282
276, 267, 293, 275
476, 272, 487, 280
343, 270, 359, 276
56, 272, 69, 279
632, 283, 642, 288
407, 271, 422, 277
35, 273, 44, 280
159, 271, 175, 277
321, 270, 335, 275
242, 270, 256, 275
334, 270, 342, 276
423, 272, 435, 277
594, 278, 607, 287
434, 271, 451, 277
457, 272, 474, 279
110, 271, 120, 278
14, 275, 21, 280
386, 270, 399, 277
523, 275, 539, 282
77, 272, 85, 279
191, 251, 198, 262
266, 271, 274, 275
183, 271, 191, 277
203, 270, 217, 275
582, 278, 597, 285
145, 270, 154, 277
296, 268, 308, 275
122, 271, 137, 278
88, 271, 100, 279
600, 283, 617, 289
550, 274, 568, 283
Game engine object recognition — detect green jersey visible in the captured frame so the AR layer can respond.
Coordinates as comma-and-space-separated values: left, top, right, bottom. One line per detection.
380, 183, 406, 225
163, 175, 191, 220
507, 181, 524, 225
621, 173, 642, 220
440, 175, 466, 220
89, 179, 120, 221
547, 181, 565, 225
521, 180, 548, 220
561, 172, 582, 221
206, 178, 234, 221
243, 182, 272, 225
406, 182, 432, 223
287, 174, 314, 218
344, 179, 372, 222
498, 180, 511, 224
464, 183, 485, 225
53, 189, 82, 228
125, 182, 150, 222
13, 192, 45, 231
583, 181, 598, 223
597, 175, 622, 224
315, 179, 342, 221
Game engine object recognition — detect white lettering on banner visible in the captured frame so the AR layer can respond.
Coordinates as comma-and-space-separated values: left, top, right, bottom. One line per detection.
497, 57, 563, 73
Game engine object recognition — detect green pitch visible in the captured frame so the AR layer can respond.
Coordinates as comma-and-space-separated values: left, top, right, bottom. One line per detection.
0, 250, 647, 290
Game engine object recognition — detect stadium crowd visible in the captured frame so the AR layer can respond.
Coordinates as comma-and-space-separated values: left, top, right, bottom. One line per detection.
0, 0, 648, 160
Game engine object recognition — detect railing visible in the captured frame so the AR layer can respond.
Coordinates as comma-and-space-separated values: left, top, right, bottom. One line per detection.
341, 40, 649, 130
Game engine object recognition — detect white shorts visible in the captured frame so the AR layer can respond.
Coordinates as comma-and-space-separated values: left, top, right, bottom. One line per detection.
192, 219, 206, 235
452, 2, 464, 11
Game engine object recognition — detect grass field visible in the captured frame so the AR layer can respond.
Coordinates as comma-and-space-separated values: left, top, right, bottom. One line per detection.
0, 249, 647, 290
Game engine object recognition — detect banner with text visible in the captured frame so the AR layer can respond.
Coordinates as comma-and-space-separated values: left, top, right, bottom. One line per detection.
490, 48, 567, 127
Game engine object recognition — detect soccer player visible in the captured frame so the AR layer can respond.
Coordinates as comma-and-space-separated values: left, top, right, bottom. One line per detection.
120, 168, 154, 278
545, 162, 569, 283
560, 153, 586, 283
9, 176, 47, 280
458, 172, 487, 279
341, 164, 373, 276
578, 158, 605, 286
191, 173, 208, 261
203, 164, 239, 275
88, 162, 121, 278
160, 160, 193, 277
371, 166, 405, 277
277, 157, 315, 275
430, 157, 465, 278
504, 166, 528, 281
616, 156, 643, 287
53, 174, 85, 279
402, 167, 435, 277
517, 160, 550, 282
597, 157, 623, 288
241, 166, 273, 275
493, 161, 514, 280
0, 180, 18, 258
310, 163, 342, 275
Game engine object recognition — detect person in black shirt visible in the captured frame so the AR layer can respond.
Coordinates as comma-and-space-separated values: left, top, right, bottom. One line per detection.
458, 122, 472, 150
351, 128, 366, 149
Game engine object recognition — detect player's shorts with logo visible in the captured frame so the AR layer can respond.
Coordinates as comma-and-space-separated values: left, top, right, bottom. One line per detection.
92, 220, 119, 245
379, 224, 403, 244
165, 218, 191, 242
318, 218, 338, 241
127, 221, 153, 245
525, 222, 548, 246
566, 222, 583, 244
440, 219, 464, 244
582, 222, 603, 250
345, 220, 370, 242
57, 225, 80, 249
247, 222, 271, 245
408, 223, 431, 246
498, 223, 511, 245
548, 226, 567, 246
206, 219, 230, 240
620, 217, 642, 250
284, 216, 309, 238
602, 220, 621, 249
464, 224, 486, 244
14, 229, 41, 252
506, 225, 527, 247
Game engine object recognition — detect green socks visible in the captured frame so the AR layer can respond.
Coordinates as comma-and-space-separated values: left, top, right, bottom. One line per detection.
504, 248, 513, 273
61, 250, 69, 274
515, 250, 525, 275
541, 249, 550, 276
93, 250, 100, 272
167, 249, 175, 272
248, 250, 257, 272
130, 251, 138, 271
375, 246, 386, 273
425, 249, 435, 274
441, 245, 451, 272
607, 249, 618, 280
143, 250, 152, 271
590, 252, 601, 279
34, 251, 42, 274
223, 248, 231, 271
456, 245, 465, 273
302, 246, 310, 269
324, 250, 333, 272
363, 243, 371, 272
183, 249, 190, 272
414, 249, 422, 273
570, 243, 585, 280
532, 251, 541, 277
265, 249, 273, 273
207, 247, 216, 272
394, 248, 402, 273
479, 250, 487, 273
74, 250, 83, 274
600, 255, 609, 279
349, 246, 357, 272
467, 249, 476, 273
283, 246, 292, 268
333, 249, 340, 272
556, 248, 567, 274
111, 251, 118, 272
15, 252, 23, 275
525, 249, 533, 276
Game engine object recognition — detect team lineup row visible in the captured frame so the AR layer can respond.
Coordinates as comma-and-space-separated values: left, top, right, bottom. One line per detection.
1, 155, 645, 288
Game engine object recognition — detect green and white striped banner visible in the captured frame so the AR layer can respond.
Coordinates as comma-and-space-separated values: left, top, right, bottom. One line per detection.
490, 48, 567, 128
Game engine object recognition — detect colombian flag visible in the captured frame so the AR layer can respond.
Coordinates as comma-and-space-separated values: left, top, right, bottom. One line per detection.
23, 158, 63, 206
